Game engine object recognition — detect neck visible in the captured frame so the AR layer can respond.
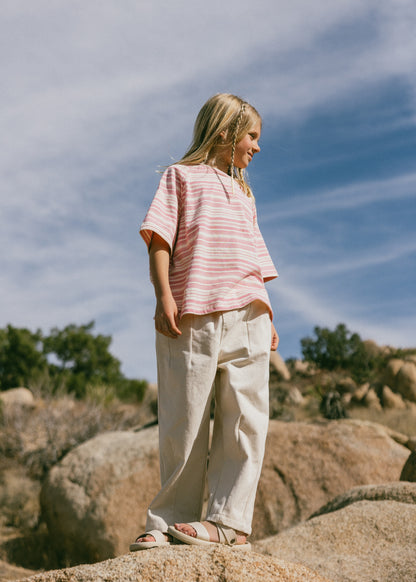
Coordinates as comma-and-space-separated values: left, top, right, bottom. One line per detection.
206, 154, 231, 175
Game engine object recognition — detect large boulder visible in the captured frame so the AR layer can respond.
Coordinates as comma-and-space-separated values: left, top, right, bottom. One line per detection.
253, 419, 409, 540
309, 481, 416, 518
381, 385, 406, 409
40, 419, 409, 565
0, 387, 35, 409
383, 358, 405, 388
395, 361, 416, 402
14, 545, 330, 582
362, 387, 382, 410
40, 427, 160, 565
383, 358, 416, 403
255, 482, 416, 582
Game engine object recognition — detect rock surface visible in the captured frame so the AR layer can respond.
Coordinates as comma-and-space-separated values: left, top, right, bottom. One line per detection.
309, 481, 416, 518
0, 559, 36, 582
381, 384, 406, 408
362, 387, 382, 410
253, 419, 409, 540
255, 494, 416, 582
0, 388, 34, 409
40, 427, 160, 565
40, 419, 409, 565
15, 546, 330, 582
383, 358, 405, 388
395, 361, 416, 402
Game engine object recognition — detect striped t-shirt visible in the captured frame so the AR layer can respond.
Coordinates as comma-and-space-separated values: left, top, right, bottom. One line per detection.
140, 164, 278, 319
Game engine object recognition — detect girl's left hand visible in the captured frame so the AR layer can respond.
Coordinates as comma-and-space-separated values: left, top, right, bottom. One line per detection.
271, 323, 279, 351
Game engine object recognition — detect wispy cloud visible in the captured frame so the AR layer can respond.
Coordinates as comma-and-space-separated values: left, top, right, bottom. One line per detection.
1, 1, 416, 380
259, 172, 416, 221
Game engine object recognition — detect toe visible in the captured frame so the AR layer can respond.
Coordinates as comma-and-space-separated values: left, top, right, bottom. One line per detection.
135, 534, 155, 543
174, 523, 197, 537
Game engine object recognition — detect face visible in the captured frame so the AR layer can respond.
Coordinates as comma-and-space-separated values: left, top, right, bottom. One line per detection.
233, 120, 261, 169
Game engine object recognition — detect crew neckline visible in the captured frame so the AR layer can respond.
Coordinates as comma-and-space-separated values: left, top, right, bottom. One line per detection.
203, 164, 231, 178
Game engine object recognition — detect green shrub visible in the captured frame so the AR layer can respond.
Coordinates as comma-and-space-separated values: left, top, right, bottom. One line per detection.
0, 321, 147, 400
300, 323, 381, 383
0, 325, 47, 390
114, 378, 147, 403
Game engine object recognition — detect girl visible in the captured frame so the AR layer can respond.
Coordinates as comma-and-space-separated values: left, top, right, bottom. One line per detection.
130, 93, 278, 551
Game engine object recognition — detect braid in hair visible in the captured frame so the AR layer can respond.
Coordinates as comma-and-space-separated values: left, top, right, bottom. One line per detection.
228, 102, 246, 195
228, 102, 246, 176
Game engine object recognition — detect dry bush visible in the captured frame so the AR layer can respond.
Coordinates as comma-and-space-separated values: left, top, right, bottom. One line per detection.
348, 406, 416, 437
0, 393, 155, 573
0, 395, 151, 480
0, 467, 41, 530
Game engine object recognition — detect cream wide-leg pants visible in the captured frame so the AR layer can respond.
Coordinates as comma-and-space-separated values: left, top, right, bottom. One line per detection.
146, 300, 271, 535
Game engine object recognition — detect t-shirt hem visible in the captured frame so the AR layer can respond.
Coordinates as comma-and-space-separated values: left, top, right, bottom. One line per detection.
179, 297, 274, 321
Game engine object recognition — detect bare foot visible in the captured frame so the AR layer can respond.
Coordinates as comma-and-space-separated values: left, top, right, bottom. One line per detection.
173, 521, 247, 544
134, 533, 171, 543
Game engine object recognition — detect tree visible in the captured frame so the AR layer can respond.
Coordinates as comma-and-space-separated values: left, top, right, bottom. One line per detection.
0, 325, 47, 390
0, 321, 147, 400
300, 323, 376, 383
43, 321, 124, 397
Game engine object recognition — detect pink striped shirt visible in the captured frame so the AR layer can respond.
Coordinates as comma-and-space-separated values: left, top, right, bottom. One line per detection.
140, 164, 278, 319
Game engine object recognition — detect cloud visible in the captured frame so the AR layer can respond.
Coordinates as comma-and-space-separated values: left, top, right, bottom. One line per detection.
1, 1, 416, 380
259, 171, 416, 220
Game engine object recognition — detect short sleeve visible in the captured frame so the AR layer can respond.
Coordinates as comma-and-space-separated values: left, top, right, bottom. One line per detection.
140, 166, 182, 252
253, 203, 278, 282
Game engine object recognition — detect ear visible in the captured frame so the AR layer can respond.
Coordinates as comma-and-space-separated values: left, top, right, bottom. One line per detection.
219, 130, 227, 141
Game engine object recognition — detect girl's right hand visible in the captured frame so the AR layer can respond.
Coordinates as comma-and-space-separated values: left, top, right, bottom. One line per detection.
154, 294, 182, 338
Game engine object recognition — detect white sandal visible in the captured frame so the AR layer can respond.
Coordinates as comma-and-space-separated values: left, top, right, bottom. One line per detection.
129, 529, 172, 551
168, 522, 251, 550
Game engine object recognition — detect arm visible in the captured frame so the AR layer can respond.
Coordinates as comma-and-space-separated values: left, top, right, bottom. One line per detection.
149, 232, 182, 338
271, 322, 279, 351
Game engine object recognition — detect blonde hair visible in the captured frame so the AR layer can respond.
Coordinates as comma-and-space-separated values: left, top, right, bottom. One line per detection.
176, 93, 261, 197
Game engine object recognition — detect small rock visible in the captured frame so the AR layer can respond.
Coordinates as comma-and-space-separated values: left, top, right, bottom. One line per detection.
381, 385, 406, 409
350, 383, 369, 404
363, 387, 382, 410
285, 386, 304, 406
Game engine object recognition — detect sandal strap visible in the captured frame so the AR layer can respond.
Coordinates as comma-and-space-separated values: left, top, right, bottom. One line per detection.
186, 521, 210, 541
216, 523, 238, 546
144, 530, 168, 543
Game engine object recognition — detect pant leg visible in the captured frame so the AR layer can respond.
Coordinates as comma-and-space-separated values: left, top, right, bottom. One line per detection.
205, 301, 271, 535
146, 313, 220, 532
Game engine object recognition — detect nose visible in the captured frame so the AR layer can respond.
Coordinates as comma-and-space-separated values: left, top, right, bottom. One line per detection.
253, 142, 260, 153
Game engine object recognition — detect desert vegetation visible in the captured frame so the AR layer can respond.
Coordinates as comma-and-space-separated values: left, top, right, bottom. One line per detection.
0, 321, 147, 400
0, 321, 415, 580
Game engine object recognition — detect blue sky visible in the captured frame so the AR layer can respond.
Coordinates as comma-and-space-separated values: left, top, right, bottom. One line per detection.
1, 1, 415, 382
